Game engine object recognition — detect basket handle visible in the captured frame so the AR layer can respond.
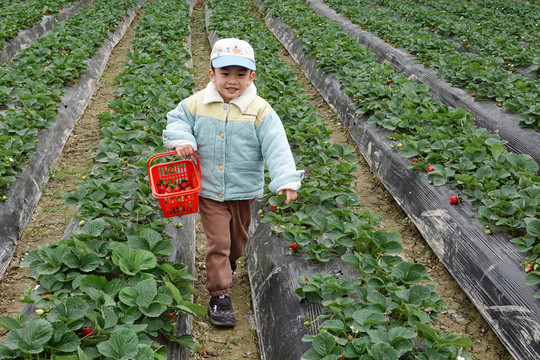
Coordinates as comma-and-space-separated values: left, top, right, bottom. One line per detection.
147, 151, 201, 176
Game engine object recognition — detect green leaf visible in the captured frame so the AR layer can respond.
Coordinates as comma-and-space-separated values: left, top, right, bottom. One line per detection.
119, 287, 139, 307
97, 329, 138, 360
102, 306, 118, 329
135, 278, 158, 308
172, 334, 196, 350
82, 218, 107, 237
5, 319, 53, 354
369, 342, 398, 360
526, 219, 540, 237
489, 143, 507, 161
112, 243, 157, 275
49, 329, 80, 353
390, 262, 429, 285
367, 328, 388, 344
506, 152, 539, 173
0, 316, 22, 331
176, 302, 207, 317
352, 309, 386, 327
319, 319, 347, 332
312, 331, 337, 356
48, 297, 89, 321
128, 228, 174, 256
371, 231, 403, 254
164, 279, 183, 305
80, 275, 108, 291
525, 273, 540, 287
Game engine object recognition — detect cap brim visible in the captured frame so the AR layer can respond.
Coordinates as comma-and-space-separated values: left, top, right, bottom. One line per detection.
212, 55, 256, 71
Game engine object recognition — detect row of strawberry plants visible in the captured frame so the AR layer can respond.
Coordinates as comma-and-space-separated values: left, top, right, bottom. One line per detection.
207, 0, 475, 358
0, 0, 135, 199
382, 0, 539, 63
464, 0, 540, 27
0, 0, 75, 53
324, 0, 540, 131
0, 0, 205, 358
269, 0, 540, 298
464, 0, 540, 15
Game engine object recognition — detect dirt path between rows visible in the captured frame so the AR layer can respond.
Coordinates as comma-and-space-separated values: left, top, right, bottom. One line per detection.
0, 0, 511, 359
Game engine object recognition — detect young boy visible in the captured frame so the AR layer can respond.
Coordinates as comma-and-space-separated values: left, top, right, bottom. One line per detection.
162, 38, 304, 327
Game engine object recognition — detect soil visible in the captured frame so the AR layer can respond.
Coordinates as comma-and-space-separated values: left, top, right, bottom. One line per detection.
0, 1, 512, 359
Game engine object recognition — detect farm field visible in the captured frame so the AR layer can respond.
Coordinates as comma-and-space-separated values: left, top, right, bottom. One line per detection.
0, 0, 538, 359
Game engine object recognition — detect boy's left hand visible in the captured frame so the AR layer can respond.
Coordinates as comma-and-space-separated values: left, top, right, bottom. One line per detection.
277, 189, 297, 204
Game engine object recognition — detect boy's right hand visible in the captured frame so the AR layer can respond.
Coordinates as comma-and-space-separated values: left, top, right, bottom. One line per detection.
175, 145, 194, 157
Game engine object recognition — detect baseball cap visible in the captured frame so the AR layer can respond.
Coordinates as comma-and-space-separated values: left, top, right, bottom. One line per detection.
210, 38, 256, 71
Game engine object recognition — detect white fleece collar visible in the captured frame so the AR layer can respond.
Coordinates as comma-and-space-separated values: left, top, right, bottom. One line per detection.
202, 82, 257, 112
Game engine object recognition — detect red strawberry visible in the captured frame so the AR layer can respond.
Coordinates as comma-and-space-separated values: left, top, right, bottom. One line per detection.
82, 327, 94, 337
184, 186, 193, 190
164, 187, 173, 194
412, 158, 417, 163
270, 205, 276, 212
173, 185, 181, 192
386, 80, 392, 84
41, 292, 51, 297
525, 264, 533, 273
180, 180, 189, 190
290, 243, 298, 251
157, 185, 166, 194
471, 93, 476, 97
449, 196, 459, 205
427, 166, 434, 172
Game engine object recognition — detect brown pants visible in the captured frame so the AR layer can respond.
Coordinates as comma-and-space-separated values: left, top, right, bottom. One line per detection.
198, 196, 254, 297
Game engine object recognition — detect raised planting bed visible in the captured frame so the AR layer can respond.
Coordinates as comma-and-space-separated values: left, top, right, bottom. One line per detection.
307, 0, 540, 169
259, 0, 540, 358
0, 0, 93, 64
1, 0, 204, 358
319, 0, 540, 132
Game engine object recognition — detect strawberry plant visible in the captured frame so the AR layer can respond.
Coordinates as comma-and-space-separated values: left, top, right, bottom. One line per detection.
0, 0, 138, 200
325, 0, 540, 131
265, 0, 540, 300
0, 0, 206, 358
0, 0, 74, 53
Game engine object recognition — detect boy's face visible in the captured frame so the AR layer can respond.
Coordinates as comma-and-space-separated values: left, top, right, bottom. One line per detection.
209, 66, 255, 103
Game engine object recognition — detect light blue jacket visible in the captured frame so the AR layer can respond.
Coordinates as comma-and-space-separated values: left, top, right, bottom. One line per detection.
163, 82, 304, 202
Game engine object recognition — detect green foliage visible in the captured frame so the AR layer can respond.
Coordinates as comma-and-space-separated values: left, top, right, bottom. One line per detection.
0, 0, 201, 358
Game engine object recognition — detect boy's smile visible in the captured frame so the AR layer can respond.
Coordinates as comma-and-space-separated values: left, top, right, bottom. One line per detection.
209, 66, 255, 103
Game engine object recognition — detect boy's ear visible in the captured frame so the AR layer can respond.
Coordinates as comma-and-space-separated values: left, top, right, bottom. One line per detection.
248, 70, 255, 84
208, 68, 216, 83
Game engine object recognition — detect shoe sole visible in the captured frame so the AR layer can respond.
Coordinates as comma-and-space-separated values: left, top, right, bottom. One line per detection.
207, 309, 236, 327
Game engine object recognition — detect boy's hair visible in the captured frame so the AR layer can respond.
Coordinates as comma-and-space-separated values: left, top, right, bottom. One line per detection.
210, 38, 256, 71
210, 65, 253, 73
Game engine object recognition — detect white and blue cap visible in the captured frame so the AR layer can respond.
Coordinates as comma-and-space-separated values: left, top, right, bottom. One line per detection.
210, 38, 256, 71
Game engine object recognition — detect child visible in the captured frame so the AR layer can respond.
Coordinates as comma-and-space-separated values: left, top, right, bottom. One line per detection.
162, 38, 304, 327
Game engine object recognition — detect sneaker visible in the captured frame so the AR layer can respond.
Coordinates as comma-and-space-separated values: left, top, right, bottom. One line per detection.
208, 294, 235, 327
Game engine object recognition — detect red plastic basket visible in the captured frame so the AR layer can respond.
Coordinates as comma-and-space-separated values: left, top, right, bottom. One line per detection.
147, 151, 202, 218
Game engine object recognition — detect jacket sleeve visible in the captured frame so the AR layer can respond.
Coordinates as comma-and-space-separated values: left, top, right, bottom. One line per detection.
256, 111, 304, 193
162, 99, 197, 149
